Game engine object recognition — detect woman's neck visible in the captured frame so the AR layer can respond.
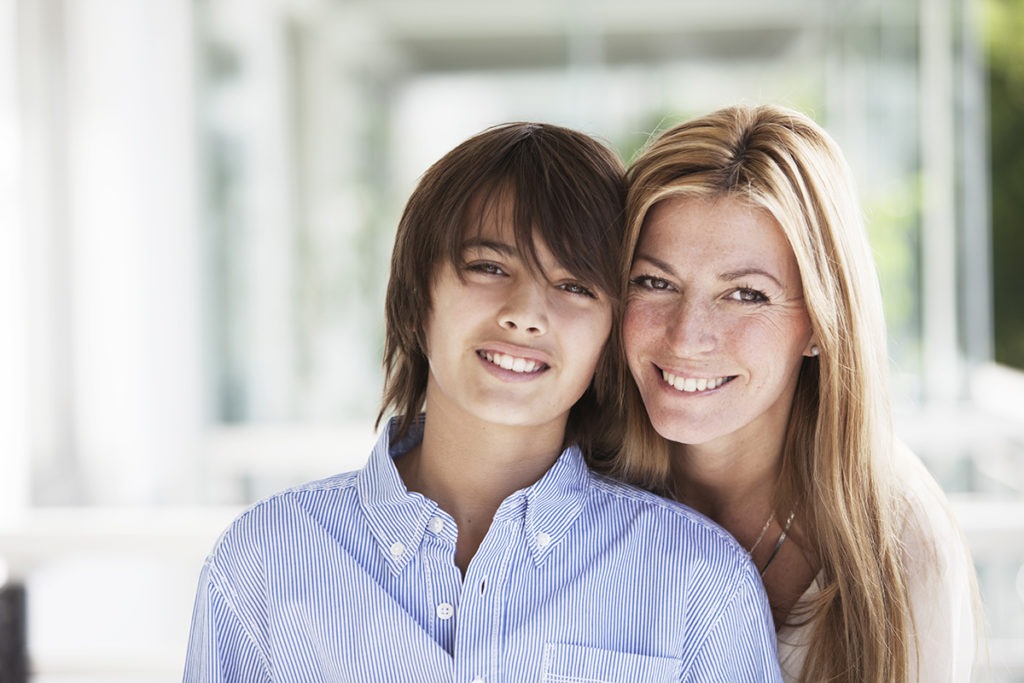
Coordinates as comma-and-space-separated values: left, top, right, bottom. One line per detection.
669, 436, 781, 546
670, 436, 819, 628
671, 438, 774, 518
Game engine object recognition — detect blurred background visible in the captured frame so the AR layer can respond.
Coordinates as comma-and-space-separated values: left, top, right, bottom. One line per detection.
1, 0, 1023, 680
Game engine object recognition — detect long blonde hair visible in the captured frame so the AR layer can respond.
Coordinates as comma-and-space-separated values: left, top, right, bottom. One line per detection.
612, 104, 912, 682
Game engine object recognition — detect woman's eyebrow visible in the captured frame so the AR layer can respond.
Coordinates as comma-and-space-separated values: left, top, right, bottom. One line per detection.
633, 255, 785, 289
631, 253, 676, 275
719, 267, 783, 288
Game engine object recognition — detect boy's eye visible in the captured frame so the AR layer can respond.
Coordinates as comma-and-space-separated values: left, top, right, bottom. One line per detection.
729, 287, 768, 304
558, 281, 598, 299
466, 261, 506, 276
629, 274, 673, 291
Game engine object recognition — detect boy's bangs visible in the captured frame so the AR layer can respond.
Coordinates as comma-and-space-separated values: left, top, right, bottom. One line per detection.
459, 177, 615, 299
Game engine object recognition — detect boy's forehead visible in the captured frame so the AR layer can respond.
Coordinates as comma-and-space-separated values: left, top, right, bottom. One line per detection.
457, 188, 574, 278
460, 215, 555, 262
463, 191, 516, 237
461, 215, 518, 248
461, 194, 530, 250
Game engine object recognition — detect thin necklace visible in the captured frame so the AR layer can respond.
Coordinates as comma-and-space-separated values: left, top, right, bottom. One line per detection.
759, 510, 795, 576
747, 512, 776, 555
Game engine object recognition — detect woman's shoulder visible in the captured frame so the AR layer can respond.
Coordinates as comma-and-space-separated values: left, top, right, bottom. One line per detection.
890, 441, 970, 573
890, 441, 980, 679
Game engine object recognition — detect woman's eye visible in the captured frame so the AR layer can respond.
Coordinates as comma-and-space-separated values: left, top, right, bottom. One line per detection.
630, 274, 672, 291
729, 287, 768, 303
558, 282, 598, 298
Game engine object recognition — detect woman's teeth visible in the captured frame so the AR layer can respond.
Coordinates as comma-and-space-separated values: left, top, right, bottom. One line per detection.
661, 370, 729, 393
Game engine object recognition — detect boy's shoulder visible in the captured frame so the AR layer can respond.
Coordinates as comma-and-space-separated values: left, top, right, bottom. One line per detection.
585, 469, 713, 524
584, 471, 749, 560
252, 468, 362, 515
206, 469, 364, 563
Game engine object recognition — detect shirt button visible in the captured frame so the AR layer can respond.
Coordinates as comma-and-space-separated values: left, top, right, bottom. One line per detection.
436, 602, 454, 620
389, 541, 405, 558
471, 678, 485, 683
427, 516, 444, 533
536, 532, 551, 549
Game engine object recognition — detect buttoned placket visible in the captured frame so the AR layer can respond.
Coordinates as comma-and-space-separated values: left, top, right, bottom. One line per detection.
450, 499, 528, 683
418, 510, 462, 655
367, 426, 590, 682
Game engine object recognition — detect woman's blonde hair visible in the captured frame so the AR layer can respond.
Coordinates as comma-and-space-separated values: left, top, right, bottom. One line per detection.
612, 104, 912, 682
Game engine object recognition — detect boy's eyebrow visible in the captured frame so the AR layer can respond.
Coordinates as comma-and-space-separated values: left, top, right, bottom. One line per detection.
460, 237, 517, 256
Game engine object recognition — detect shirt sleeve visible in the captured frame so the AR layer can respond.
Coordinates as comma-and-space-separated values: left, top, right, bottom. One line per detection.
683, 563, 783, 682
183, 559, 272, 683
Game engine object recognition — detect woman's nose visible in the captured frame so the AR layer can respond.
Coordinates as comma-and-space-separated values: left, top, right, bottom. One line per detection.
665, 298, 715, 354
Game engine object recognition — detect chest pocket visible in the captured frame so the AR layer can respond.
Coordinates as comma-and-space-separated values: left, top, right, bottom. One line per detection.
541, 643, 683, 683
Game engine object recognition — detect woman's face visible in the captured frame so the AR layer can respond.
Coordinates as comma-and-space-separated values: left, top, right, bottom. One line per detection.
623, 195, 814, 450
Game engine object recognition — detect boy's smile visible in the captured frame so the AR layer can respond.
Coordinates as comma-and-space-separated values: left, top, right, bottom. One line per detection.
421, 211, 611, 437
477, 349, 548, 377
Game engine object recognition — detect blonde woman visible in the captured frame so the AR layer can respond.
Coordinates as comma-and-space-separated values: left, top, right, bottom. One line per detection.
609, 104, 979, 682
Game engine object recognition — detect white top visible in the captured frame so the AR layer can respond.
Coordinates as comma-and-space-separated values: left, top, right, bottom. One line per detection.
776, 447, 978, 682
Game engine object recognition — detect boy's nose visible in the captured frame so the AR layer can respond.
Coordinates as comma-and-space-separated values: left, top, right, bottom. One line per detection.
499, 280, 547, 335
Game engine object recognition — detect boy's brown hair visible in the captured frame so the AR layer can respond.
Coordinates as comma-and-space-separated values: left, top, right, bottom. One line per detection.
377, 122, 626, 456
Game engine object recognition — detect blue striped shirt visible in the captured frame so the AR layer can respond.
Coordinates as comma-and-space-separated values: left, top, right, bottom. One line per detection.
184, 419, 781, 682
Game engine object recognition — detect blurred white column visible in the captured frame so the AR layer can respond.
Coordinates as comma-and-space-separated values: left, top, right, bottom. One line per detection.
0, 0, 30, 518
289, 3, 390, 421
63, 0, 205, 503
958, 0, 992, 369
204, 0, 297, 422
919, 0, 962, 403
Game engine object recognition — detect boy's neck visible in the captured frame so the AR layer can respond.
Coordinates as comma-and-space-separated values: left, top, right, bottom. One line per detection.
395, 406, 569, 575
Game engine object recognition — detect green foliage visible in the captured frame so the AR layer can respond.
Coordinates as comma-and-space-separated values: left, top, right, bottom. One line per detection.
864, 176, 921, 367
986, 0, 1024, 369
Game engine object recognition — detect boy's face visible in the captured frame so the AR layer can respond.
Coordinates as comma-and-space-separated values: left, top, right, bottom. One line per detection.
421, 206, 612, 437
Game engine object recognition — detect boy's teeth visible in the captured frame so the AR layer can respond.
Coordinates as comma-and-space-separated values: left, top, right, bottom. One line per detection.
661, 370, 727, 393
483, 351, 540, 374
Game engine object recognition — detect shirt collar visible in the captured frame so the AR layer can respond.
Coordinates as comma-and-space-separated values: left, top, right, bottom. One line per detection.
356, 416, 440, 574
356, 415, 592, 571
510, 442, 592, 565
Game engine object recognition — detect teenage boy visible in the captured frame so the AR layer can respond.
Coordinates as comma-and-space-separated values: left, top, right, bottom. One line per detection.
183, 122, 782, 682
